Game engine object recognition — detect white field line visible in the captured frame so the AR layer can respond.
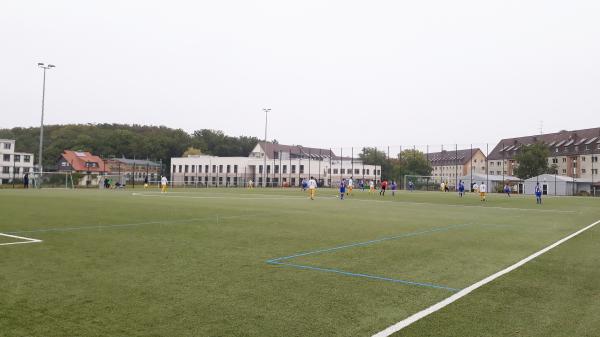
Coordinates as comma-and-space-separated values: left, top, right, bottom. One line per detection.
0, 233, 42, 246
372, 218, 600, 337
132, 192, 576, 214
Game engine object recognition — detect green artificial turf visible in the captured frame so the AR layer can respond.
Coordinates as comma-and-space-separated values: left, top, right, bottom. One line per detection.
0, 188, 599, 337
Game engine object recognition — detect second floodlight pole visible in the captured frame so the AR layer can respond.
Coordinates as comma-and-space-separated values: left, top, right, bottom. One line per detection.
37, 63, 55, 186
263, 108, 270, 188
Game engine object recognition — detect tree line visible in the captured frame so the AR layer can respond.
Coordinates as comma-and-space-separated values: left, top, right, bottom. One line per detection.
0, 124, 260, 172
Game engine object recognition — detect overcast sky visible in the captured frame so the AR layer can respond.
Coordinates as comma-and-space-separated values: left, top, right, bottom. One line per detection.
1, 0, 599, 149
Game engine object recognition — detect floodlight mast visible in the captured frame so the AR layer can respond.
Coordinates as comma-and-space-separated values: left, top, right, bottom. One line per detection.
37, 63, 55, 186
262, 108, 271, 187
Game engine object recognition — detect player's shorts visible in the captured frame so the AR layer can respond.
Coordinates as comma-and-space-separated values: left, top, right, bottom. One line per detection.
480, 192, 486, 197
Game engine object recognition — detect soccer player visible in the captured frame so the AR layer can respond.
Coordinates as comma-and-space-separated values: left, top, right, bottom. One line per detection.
440, 181, 445, 192
347, 177, 354, 196
160, 175, 168, 193
390, 180, 397, 196
503, 183, 511, 197
302, 178, 308, 192
458, 180, 465, 197
473, 182, 479, 194
247, 179, 253, 189
479, 182, 487, 201
535, 182, 542, 204
408, 180, 414, 191
308, 176, 317, 200
379, 179, 388, 196
339, 179, 346, 200
144, 176, 149, 189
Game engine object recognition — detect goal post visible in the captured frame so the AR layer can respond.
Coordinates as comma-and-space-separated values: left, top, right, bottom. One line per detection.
32, 172, 74, 189
403, 175, 445, 191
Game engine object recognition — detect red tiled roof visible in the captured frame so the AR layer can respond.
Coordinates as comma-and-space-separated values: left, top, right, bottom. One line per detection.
61, 150, 107, 172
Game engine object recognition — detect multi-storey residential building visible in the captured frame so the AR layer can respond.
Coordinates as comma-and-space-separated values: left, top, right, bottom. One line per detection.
171, 142, 381, 187
429, 148, 487, 187
0, 139, 35, 184
488, 127, 600, 181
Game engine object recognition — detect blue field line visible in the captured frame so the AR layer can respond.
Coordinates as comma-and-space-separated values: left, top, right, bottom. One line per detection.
266, 223, 470, 263
266, 224, 470, 291
268, 260, 460, 292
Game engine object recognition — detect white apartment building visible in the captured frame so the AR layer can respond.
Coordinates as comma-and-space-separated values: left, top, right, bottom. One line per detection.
170, 142, 381, 187
0, 139, 35, 184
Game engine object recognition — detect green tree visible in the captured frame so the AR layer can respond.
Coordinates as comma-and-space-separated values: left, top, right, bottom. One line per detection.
513, 143, 550, 179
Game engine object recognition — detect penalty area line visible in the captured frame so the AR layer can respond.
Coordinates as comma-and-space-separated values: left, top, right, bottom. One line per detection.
371, 218, 600, 337
0, 233, 42, 246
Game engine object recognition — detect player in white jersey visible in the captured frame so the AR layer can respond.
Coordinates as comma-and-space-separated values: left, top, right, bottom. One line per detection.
479, 182, 487, 201
160, 176, 168, 193
347, 177, 354, 196
308, 176, 317, 200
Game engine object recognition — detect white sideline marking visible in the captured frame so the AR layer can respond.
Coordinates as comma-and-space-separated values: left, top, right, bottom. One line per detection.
372, 218, 600, 337
0, 233, 42, 246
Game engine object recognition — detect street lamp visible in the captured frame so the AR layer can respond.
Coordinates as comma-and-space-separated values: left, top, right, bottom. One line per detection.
262, 108, 271, 187
37, 63, 55, 184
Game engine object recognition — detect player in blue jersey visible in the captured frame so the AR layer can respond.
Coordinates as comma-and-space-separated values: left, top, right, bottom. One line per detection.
535, 182, 542, 204
339, 179, 346, 200
458, 180, 465, 197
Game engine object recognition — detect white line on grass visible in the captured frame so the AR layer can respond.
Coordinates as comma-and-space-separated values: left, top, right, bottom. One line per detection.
0, 233, 42, 246
371, 218, 600, 337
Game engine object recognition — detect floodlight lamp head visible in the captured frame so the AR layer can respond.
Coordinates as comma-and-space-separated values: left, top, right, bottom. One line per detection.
38, 62, 44, 67
48, 64, 55, 68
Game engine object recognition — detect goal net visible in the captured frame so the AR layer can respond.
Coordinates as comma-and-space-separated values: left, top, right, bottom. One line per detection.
403, 175, 446, 191
31, 172, 74, 189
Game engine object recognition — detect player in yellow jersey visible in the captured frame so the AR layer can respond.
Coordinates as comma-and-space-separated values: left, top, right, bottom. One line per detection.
160, 176, 168, 193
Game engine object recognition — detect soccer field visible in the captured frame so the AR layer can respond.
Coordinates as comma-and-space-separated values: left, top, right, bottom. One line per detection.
1, 188, 600, 337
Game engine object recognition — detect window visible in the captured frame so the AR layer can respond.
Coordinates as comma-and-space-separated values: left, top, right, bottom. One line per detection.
205, 165, 209, 173
267, 165, 271, 174
562, 158, 567, 163
14, 167, 20, 174
355, 169, 360, 174
219, 165, 223, 173
299, 165, 304, 174
474, 159, 477, 163
178, 165, 183, 173
555, 148, 559, 153
582, 157, 586, 162
191, 165, 195, 173
283, 165, 287, 174
259, 165, 263, 174
24, 167, 30, 173
593, 156, 598, 163
212, 165, 216, 173
274, 165, 279, 174
497, 171, 501, 175
14, 155, 20, 162
582, 169, 587, 174
291, 165, 296, 174
234, 165, 238, 174
562, 169, 567, 174
184, 165, 189, 173
3, 154, 9, 162
3, 142, 11, 150
552, 158, 558, 164
341, 169, 345, 174
593, 169, 598, 175
24, 155, 30, 163
2, 167, 9, 174
490, 162, 494, 166
366, 169, 370, 175
227, 165, 231, 173
333, 169, 338, 174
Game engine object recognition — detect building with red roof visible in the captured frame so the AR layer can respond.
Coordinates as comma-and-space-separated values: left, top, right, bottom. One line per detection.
57, 150, 108, 173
